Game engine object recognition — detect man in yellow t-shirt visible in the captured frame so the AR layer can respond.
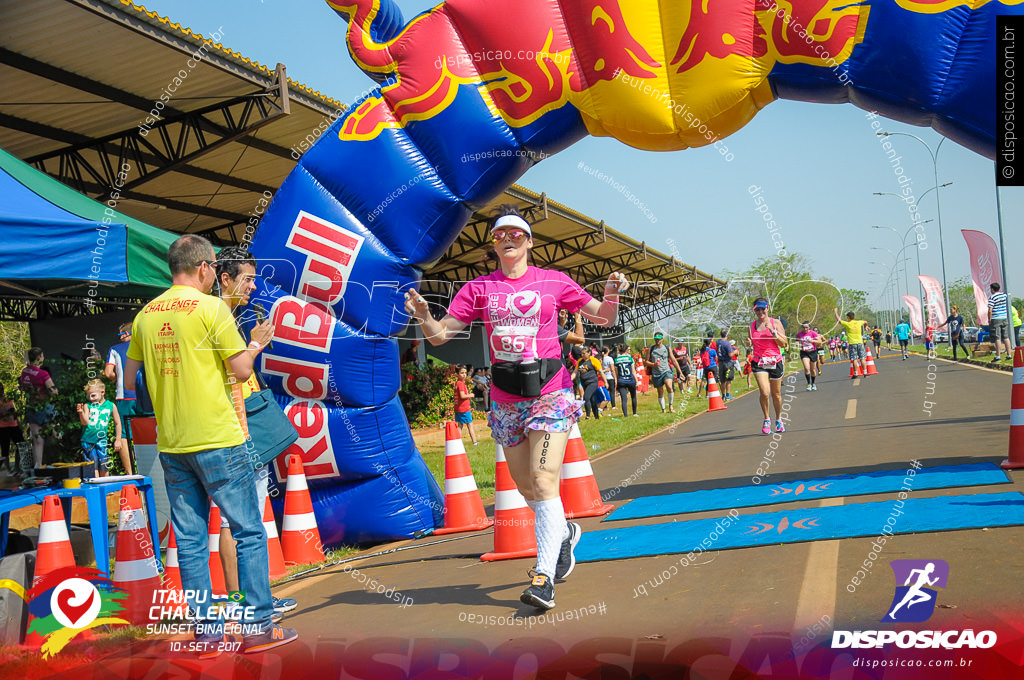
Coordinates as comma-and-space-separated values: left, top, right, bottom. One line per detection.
834, 308, 870, 378
124, 235, 294, 655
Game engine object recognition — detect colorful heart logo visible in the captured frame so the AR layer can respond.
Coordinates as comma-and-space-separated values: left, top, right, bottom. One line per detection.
51, 578, 101, 629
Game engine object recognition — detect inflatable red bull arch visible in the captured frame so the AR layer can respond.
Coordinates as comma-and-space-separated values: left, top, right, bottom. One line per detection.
248, 0, 1017, 546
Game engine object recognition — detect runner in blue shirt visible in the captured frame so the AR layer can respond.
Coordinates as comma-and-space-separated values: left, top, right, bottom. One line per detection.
895, 320, 912, 360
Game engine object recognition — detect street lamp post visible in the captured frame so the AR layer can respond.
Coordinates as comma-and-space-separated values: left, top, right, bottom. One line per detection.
875, 130, 953, 306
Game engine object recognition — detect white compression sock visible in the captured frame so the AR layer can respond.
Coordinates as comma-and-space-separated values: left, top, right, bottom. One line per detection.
658, 397, 665, 410
668, 392, 675, 406
534, 498, 567, 578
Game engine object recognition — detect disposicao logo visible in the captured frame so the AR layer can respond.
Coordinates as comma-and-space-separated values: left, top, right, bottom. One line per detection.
832, 559, 997, 650
26, 566, 129, 658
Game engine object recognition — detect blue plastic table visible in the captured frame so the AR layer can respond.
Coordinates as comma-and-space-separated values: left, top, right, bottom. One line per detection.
0, 477, 160, 578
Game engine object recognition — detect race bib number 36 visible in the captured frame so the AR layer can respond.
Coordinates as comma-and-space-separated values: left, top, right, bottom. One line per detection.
491, 325, 539, 362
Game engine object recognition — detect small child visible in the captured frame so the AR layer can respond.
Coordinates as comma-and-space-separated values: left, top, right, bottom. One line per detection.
76, 379, 121, 478
454, 366, 478, 445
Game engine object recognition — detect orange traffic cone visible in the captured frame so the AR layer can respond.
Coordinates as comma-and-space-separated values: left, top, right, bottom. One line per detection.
434, 422, 493, 535
281, 455, 324, 565
35, 495, 76, 580
263, 496, 287, 580
24, 496, 77, 646
207, 501, 226, 595
162, 523, 183, 593
865, 346, 879, 375
706, 371, 727, 411
112, 485, 162, 625
1002, 347, 1024, 470
560, 424, 614, 518
481, 444, 536, 562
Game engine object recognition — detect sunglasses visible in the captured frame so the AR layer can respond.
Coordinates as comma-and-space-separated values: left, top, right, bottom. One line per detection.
492, 229, 528, 243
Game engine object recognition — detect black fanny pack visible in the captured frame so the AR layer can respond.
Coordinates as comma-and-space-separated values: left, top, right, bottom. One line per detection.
491, 358, 564, 398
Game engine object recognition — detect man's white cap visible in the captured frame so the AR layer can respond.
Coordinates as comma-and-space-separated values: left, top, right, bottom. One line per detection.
491, 214, 532, 236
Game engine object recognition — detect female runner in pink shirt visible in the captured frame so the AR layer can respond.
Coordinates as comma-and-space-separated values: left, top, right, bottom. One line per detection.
748, 298, 789, 434
404, 209, 627, 611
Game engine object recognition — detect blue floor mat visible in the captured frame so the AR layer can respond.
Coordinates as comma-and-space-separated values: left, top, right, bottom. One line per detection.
577, 492, 1024, 562
607, 463, 1009, 521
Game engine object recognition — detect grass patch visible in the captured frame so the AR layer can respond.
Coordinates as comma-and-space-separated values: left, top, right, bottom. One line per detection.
416, 375, 763, 499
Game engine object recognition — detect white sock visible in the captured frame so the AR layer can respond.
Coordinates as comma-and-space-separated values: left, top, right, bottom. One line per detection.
534, 498, 567, 578
658, 397, 665, 410
668, 392, 675, 406
526, 499, 539, 513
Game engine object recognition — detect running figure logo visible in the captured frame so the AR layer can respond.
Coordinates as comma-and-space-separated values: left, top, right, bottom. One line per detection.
882, 559, 949, 623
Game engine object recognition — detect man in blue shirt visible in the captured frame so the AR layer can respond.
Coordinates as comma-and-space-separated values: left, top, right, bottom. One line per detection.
894, 320, 912, 360
988, 282, 1011, 362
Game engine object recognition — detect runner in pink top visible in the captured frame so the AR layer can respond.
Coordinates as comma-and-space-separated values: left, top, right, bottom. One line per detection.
748, 298, 788, 435
796, 322, 824, 392
404, 209, 627, 612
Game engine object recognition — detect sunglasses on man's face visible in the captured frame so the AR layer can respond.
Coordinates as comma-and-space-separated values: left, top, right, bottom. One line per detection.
492, 229, 528, 243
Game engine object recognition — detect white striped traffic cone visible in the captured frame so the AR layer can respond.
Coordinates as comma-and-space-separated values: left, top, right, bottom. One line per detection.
112, 485, 161, 625
162, 523, 183, 593
24, 496, 77, 647
207, 500, 226, 595
481, 444, 536, 562
1003, 347, 1024, 470
281, 454, 324, 565
706, 371, 727, 411
435, 421, 493, 535
865, 345, 879, 375
263, 496, 287, 580
559, 424, 614, 518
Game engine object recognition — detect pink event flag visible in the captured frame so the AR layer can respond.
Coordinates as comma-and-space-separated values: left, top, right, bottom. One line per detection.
917, 275, 947, 328
903, 295, 924, 336
961, 229, 1003, 326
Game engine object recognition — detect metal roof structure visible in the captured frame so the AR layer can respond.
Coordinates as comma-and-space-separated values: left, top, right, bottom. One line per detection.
0, 0, 724, 327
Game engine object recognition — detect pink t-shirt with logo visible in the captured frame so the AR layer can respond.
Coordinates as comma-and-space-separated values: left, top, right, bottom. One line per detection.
797, 330, 820, 352
447, 266, 593, 402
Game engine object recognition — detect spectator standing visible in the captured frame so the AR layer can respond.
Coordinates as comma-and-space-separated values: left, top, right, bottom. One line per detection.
613, 344, 638, 417
103, 322, 137, 474
574, 352, 604, 419
834, 309, 869, 378
76, 379, 120, 478
699, 338, 718, 399
0, 385, 22, 475
885, 330, 893, 349
988, 282, 1012, 361
19, 347, 57, 469
401, 340, 421, 366
716, 330, 736, 401
124, 235, 293, 655
940, 305, 971, 360
600, 346, 616, 409
672, 341, 690, 393
213, 245, 298, 623
1013, 304, 1022, 347
455, 366, 479, 445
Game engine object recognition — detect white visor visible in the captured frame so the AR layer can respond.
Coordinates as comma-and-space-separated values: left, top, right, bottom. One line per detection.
491, 214, 532, 236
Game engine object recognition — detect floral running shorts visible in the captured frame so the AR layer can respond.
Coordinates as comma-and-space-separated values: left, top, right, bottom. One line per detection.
487, 389, 583, 448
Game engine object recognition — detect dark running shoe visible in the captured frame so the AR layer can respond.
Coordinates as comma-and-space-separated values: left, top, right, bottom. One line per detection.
555, 522, 582, 579
273, 597, 297, 614
520, 573, 555, 610
243, 624, 297, 654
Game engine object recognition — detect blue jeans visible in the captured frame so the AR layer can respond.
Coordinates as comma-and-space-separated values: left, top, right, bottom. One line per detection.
160, 444, 272, 633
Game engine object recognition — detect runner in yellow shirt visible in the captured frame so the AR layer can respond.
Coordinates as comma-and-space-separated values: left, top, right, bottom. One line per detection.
834, 308, 870, 379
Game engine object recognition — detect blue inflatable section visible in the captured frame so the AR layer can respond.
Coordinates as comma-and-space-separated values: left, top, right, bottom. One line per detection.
246, 0, 1017, 546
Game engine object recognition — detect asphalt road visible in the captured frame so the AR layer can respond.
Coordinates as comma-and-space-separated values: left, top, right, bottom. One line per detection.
255, 353, 1022, 677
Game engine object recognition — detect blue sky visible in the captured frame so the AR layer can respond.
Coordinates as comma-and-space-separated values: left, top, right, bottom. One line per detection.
141, 0, 1021, 313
